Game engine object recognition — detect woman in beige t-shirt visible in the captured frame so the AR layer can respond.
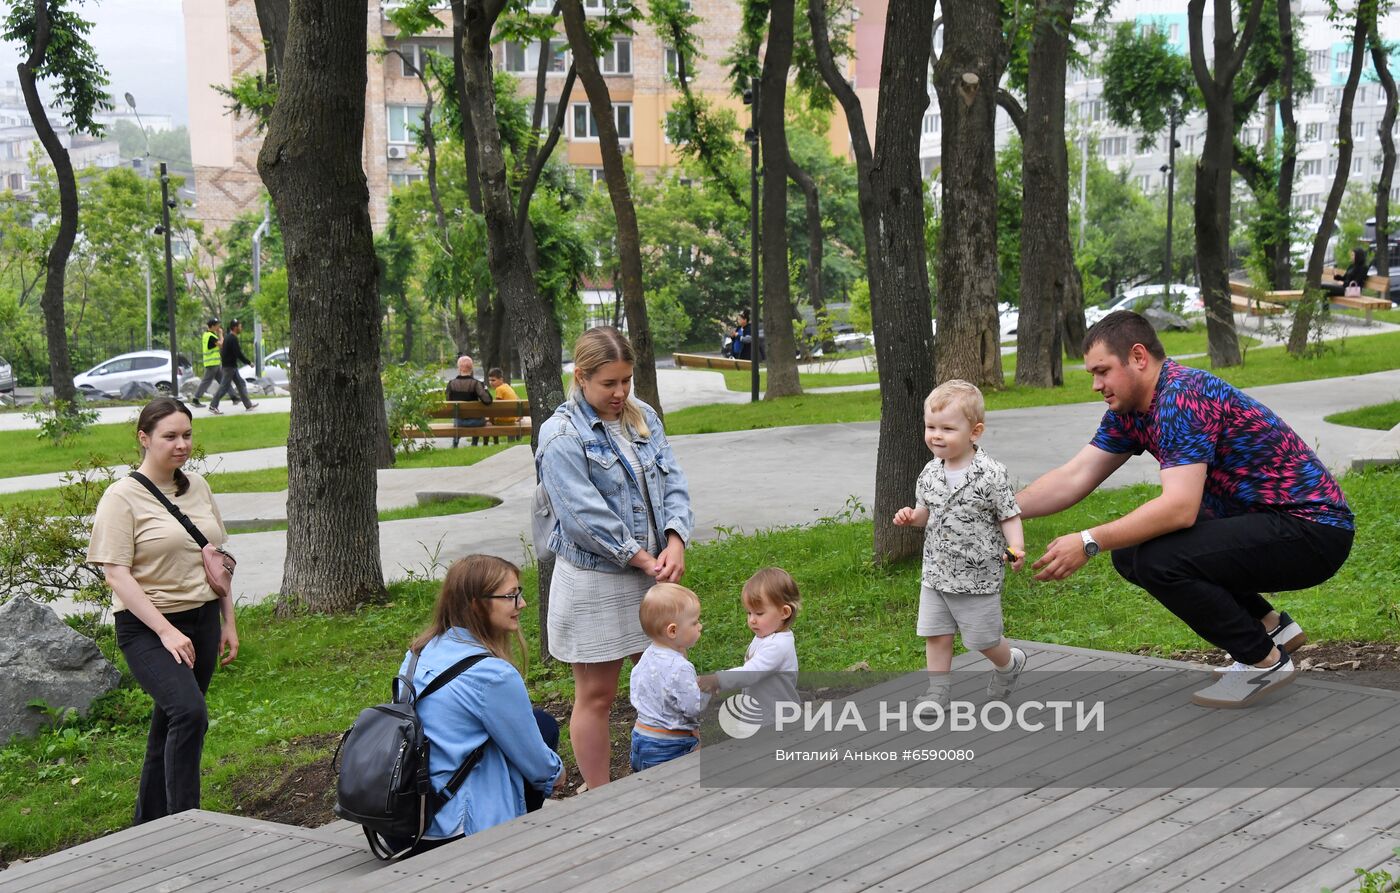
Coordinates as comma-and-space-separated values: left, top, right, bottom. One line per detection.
87, 398, 238, 823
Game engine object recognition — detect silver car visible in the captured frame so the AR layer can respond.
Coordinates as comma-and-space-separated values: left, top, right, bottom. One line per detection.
0, 355, 14, 393
73, 350, 190, 398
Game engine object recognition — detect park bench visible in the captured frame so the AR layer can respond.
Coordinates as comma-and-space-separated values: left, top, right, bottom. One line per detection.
672, 352, 752, 371
1323, 267, 1393, 324
1227, 279, 1301, 316
400, 398, 532, 441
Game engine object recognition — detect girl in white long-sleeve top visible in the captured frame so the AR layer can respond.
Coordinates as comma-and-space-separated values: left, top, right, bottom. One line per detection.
699, 568, 801, 724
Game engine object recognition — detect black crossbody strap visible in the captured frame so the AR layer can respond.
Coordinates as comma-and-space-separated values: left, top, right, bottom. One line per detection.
129, 472, 210, 549
410, 652, 493, 807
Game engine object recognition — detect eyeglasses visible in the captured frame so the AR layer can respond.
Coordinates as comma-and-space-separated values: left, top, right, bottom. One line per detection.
485, 587, 525, 607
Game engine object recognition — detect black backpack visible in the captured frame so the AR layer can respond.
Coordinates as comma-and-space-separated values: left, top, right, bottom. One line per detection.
332, 651, 489, 859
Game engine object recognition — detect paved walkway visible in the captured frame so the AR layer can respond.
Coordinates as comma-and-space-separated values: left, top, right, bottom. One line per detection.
214, 368, 1400, 608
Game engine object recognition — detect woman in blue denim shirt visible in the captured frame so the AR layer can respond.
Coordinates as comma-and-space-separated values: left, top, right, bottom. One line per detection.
536, 326, 694, 790
392, 554, 564, 856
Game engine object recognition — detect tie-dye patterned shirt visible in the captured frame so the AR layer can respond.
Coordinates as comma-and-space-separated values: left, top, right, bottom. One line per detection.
1090, 359, 1353, 530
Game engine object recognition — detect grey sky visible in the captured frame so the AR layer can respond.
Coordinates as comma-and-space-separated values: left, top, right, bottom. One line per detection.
0, 0, 189, 124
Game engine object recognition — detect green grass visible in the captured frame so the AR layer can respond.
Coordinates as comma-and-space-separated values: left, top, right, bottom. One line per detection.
669, 332, 1400, 436
0, 443, 515, 512
1335, 305, 1400, 326
226, 494, 500, 533
718, 367, 881, 392
3, 464, 1395, 860
0, 413, 293, 478
1325, 400, 1400, 431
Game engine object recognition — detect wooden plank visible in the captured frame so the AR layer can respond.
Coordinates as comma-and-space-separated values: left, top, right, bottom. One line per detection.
1231, 295, 1285, 316
672, 352, 751, 371
401, 424, 531, 439
426, 399, 531, 417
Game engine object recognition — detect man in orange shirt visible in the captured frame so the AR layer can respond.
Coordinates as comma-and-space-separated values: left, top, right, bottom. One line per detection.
488, 367, 520, 443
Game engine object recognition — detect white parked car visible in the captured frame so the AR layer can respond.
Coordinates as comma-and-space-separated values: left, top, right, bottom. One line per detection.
0, 354, 14, 393
1086, 283, 1203, 325
237, 347, 290, 390
931, 304, 1020, 340
73, 350, 190, 398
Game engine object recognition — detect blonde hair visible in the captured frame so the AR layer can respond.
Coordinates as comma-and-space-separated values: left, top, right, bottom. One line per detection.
924, 379, 986, 426
411, 555, 527, 672
639, 582, 700, 638
571, 326, 650, 438
742, 568, 801, 629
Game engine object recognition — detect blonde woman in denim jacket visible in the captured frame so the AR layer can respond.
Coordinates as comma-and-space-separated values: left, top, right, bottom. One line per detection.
536, 327, 693, 790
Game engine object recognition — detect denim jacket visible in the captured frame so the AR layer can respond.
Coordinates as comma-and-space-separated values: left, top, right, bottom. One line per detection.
399, 629, 563, 839
536, 396, 693, 571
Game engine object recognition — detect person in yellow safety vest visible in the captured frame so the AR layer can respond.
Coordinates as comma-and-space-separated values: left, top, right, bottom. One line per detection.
190, 318, 224, 407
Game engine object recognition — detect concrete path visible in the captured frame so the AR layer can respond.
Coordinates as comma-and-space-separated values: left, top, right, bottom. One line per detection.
215, 368, 1400, 608
0, 395, 292, 432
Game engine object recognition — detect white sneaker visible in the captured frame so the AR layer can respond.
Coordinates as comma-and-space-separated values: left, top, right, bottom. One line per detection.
987, 647, 1027, 700
917, 677, 952, 711
1212, 660, 1252, 676
1192, 654, 1297, 708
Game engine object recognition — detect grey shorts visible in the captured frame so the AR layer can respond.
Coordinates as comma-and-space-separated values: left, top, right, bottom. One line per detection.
917, 584, 1005, 651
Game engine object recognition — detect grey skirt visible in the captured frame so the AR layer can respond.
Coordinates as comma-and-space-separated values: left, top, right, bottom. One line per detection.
547, 557, 653, 664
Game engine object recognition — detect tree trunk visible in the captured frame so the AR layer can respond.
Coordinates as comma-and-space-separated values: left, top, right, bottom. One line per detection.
1187, 0, 1265, 368
1372, 16, 1397, 277
1014, 0, 1072, 388
462, 0, 567, 655
933, 0, 1007, 387
450, 0, 493, 369
17, 1, 76, 405
787, 153, 826, 349
252, 0, 289, 81
560, 0, 663, 417
757, 0, 803, 397
1290, 7, 1367, 354
257, 0, 385, 612
811, 0, 935, 563
1272, 0, 1299, 290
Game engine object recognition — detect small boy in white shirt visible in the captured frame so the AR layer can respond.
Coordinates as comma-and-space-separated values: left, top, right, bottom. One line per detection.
629, 583, 710, 771
894, 379, 1027, 707
699, 568, 800, 725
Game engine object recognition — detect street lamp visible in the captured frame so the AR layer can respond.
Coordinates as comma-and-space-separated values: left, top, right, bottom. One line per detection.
744, 77, 760, 403
153, 162, 179, 394
125, 92, 154, 351
1161, 107, 1181, 306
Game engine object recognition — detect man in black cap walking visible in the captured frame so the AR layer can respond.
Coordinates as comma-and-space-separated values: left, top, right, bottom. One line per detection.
190, 318, 223, 407
208, 319, 259, 414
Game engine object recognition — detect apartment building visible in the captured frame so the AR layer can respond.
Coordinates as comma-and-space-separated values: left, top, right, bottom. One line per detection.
183, 0, 844, 237
909, 0, 1400, 221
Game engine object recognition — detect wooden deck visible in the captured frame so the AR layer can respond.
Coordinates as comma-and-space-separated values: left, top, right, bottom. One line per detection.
5, 642, 1399, 892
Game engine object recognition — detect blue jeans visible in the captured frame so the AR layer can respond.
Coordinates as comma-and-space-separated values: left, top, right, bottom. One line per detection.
451, 417, 486, 448
630, 728, 698, 772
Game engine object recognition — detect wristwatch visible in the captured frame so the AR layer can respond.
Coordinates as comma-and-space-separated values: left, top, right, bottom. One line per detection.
1080, 529, 1100, 558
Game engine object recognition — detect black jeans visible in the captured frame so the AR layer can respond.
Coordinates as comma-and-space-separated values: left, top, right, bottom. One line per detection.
1111, 512, 1353, 664
210, 366, 252, 409
115, 600, 221, 824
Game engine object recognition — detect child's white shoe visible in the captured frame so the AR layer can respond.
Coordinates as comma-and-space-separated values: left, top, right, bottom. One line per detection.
987, 647, 1027, 700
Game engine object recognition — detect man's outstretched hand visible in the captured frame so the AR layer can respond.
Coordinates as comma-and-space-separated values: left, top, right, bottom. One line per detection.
1032, 533, 1090, 581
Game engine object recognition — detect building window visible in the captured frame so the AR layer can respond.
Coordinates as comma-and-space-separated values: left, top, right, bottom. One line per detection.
1304, 122, 1325, 142
503, 40, 529, 73
571, 102, 632, 140
1355, 121, 1367, 139
1136, 173, 1152, 191
1099, 136, 1128, 156
1182, 133, 1196, 153
6, 173, 22, 190
1168, 23, 1179, 42
1308, 50, 1330, 73
922, 112, 940, 135
1354, 156, 1364, 174
1299, 158, 1322, 177
664, 46, 691, 79
600, 38, 631, 75
389, 172, 425, 189
1337, 49, 1351, 69
399, 42, 446, 77
387, 105, 426, 144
